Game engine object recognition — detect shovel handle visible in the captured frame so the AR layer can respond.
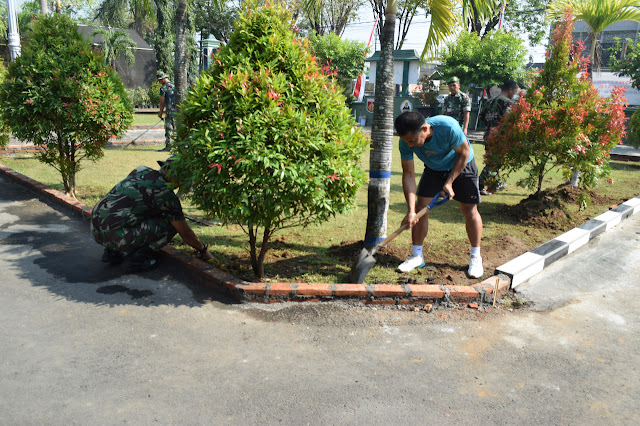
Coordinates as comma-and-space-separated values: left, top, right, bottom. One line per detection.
373, 192, 450, 252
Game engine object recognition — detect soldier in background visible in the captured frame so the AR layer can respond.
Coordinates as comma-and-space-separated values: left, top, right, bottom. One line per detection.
478, 79, 519, 195
157, 71, 176, 152
441, 76, 471, 135
90, 158, 214, 273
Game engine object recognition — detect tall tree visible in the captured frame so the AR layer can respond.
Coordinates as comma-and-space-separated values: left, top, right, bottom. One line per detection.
301, 0, 364, 36
154, 0, 174, 79
363, 0, 397, 248
174, 0, 188, 104
95, 0, 156, 37
547, 0, 640, 74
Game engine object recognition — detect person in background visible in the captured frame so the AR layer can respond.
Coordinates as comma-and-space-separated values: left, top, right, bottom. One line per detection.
156, 71, 176, 152
441, 76, 472, 136
478, 79, 520, 195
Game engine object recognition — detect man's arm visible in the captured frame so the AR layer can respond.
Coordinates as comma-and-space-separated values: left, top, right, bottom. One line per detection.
401, 159, 420, 228
158, 95, 165, 119
442, 140, 471, 199
170, 219, 215, 260
462, 111, 470, 135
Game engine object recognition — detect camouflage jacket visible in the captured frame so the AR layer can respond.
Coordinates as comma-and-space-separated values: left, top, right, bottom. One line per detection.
160, 81, 176, 115
92, 166, 184, 232
480, 94, 515, 139
441, 91, 472, 125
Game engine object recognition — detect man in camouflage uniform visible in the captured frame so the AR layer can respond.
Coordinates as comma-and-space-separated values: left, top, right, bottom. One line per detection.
90, 158, 214, 272
478, 79, 519, 195
441, 76, 472, 135
157, 71, 176, 152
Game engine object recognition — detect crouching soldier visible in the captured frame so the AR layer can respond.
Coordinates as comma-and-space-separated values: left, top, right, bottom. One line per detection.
90, 158, 214, 272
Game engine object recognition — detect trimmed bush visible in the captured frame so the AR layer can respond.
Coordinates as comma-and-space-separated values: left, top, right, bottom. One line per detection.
172, 2, 368, 278
0, 14, 133, 197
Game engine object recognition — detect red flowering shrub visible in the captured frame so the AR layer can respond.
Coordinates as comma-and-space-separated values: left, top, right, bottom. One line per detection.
0, 15, 133, 197
172, 3, 367, 278
485, 11, 627, 206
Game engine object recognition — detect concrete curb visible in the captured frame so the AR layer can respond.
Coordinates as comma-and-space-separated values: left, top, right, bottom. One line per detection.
0, 162, 511, 306
496, 196, 640, 288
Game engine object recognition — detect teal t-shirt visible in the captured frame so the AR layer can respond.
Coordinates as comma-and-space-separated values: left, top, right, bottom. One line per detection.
398, 115, 474, 171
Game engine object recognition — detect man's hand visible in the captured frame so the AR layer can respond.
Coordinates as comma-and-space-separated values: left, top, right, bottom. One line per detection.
158, 112, 163, 119
443, 182, 455, 199
200, 250, 216, 261
402, 211, 418, 229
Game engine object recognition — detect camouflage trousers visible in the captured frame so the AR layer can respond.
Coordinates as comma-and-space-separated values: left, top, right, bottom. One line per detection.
90, 215, 177, 254
164, 114, 176, 149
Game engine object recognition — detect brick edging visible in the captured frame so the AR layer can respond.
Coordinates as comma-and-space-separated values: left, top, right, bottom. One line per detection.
0, 161, 513, 306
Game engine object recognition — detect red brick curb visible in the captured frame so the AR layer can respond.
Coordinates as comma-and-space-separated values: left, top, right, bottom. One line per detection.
0, 139, 165, 156
0, 162, 512, 306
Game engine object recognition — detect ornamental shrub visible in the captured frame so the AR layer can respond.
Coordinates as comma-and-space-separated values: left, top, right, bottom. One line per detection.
148, 80, 162, 106
0, 14, 133, 197
485, 11, 627, 207
172, 2, 368, 278
628, 109, 640, 149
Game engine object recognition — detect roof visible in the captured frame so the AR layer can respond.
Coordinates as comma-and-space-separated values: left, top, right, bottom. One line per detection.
77, 25, 154, 51
366, 49, 421, 63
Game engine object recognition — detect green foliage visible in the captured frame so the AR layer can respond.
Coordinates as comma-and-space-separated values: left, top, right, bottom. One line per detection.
485, 12, 628, 205
148, 80, 161, 105
173, 2, 368, 277
193, 0, 238, 42
416, 72, 440, 106
90, 27, 137, 69
308, 32, 368, 94
440, 30, 528, 89
0, 60, 9, 147
127, 86, 152, 106
628, 109, 640, 148
0, 14, 133, 196
609, 37, 640, 90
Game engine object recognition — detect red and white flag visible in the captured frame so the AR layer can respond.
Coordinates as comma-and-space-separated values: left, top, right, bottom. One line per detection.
353, 17, 379, 102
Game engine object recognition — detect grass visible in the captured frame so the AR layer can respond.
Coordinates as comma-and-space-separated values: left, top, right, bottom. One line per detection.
2, 140, 639, 285
132, 112, 163, 127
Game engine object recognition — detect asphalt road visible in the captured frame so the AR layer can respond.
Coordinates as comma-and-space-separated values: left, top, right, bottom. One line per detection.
1, 174, 639, 424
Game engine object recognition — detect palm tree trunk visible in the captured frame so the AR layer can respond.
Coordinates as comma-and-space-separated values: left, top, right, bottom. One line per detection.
174, 0, 188, 105
364, 2, 397, 249
589, 32, 597, 78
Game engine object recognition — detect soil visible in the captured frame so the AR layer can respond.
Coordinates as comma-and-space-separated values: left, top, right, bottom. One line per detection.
212, 183, 625, 286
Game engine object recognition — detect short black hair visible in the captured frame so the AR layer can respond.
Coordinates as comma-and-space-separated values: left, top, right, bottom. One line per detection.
501, 79, 519, 91
394, 111, 425, 136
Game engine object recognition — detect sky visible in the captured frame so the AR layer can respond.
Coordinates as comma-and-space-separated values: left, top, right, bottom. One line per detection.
340, 5, 548, 63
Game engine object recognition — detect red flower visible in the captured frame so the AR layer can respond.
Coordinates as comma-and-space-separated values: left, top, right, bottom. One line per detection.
209, 163, 222, 173
326, 172, 340, 182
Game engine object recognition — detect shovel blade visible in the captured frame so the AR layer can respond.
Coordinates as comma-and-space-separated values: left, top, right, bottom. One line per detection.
349, 247, 377, 284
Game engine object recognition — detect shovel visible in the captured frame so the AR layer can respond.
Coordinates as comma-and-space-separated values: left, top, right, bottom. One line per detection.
349, 192, 450, 284
123, 118, 163, 149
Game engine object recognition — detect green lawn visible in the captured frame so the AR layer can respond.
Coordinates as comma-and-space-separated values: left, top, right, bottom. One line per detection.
2, 141, 639, 284
132, 112, 163, 127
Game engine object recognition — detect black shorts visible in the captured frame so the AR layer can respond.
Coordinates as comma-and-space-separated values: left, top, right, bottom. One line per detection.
417, 158, 481, 204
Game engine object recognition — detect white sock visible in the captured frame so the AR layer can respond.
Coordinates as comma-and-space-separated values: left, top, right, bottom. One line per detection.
470, 247, 481, 257
412, 245, 423, 257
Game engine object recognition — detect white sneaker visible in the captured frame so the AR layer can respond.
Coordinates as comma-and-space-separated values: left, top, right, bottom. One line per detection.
468, 254, 483, 278
397, 254, 425, 273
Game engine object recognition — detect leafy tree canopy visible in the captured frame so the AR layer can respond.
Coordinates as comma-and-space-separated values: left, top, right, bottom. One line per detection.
609, 37, 640, 90
440, 30, 528, 89
172, 1, 368, 278
308, 32, 368, 94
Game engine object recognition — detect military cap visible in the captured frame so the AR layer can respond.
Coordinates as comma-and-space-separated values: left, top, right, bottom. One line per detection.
156, 71, 168, 80
157, 156, 176, 169
447, 76, 460, 84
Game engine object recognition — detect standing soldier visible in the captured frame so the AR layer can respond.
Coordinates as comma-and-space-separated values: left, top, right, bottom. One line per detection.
157, 71, 176, 152
441, 76, 472, 135
478, 79, 519, 195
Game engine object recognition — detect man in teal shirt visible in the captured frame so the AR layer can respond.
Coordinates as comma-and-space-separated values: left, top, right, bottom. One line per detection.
395, 112, 484, 278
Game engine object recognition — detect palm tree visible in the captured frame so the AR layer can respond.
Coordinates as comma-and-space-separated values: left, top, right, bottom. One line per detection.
91, 27, 137, 71
95, 0, 156, 37
547, 0, 640, 74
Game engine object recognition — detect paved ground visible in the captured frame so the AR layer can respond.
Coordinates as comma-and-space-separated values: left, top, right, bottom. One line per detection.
1, 173, 639, 424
